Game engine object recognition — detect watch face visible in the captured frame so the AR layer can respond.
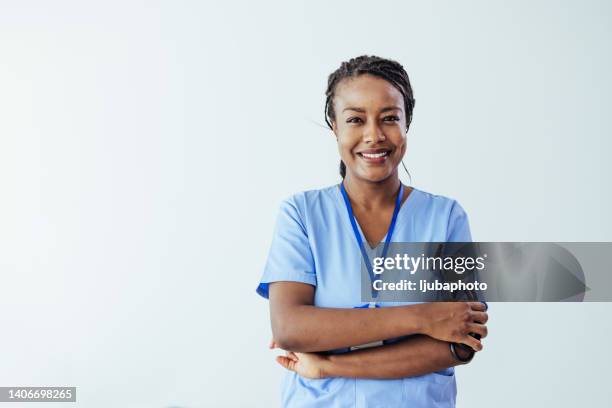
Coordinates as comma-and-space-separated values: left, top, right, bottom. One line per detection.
451, 343, 474, 363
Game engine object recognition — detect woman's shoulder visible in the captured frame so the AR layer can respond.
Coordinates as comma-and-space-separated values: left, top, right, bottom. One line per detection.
271, 185, 340, 231
284, 184, 338, 203
408, 187, 468, 215
408, 187, 472, 241
278, 184, 339, 215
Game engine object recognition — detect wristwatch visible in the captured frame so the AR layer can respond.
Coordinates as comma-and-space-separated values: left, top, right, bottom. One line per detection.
449, 342, 475, 364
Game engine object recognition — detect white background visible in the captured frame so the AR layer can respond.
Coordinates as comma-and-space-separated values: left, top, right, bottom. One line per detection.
1, 1, 611, 407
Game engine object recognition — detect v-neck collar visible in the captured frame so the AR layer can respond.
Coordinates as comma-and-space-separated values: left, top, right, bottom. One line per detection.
333, 183, 419, 250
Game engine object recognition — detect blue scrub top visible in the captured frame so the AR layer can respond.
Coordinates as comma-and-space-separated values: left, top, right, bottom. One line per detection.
256, 184, 472, 408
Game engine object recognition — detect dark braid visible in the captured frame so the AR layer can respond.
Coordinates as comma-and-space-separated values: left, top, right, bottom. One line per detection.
324, 55, 416, 178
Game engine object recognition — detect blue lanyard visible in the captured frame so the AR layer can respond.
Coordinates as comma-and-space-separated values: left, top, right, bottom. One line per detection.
340, 182, 404, 298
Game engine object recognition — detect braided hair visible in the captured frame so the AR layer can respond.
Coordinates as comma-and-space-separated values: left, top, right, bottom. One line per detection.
324, 55, 415, 178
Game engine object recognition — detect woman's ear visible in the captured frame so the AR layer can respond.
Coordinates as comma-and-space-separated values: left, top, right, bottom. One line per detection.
331, 121, 338, 139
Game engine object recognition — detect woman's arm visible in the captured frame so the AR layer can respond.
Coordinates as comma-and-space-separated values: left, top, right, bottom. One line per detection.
269, 282, 487, 353
276, 335, 479, 380
323, 335, 476, 379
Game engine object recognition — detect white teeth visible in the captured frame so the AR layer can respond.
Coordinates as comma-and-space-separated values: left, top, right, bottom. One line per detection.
362, 151, 388, 158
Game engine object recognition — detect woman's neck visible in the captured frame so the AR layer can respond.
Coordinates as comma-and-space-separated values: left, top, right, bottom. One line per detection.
342, 172, 401, 211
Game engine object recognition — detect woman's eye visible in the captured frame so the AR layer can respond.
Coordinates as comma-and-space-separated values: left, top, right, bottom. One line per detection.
347, 117, 363, 124
383, 115, 400, 122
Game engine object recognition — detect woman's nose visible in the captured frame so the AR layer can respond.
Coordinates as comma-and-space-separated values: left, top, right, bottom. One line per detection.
363, 122, 386, 143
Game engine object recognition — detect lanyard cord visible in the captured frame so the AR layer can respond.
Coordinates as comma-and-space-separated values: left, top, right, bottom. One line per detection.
340, 181, 404, 298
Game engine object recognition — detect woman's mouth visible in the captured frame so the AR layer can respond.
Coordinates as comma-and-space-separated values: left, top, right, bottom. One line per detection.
357, 149, 391, 163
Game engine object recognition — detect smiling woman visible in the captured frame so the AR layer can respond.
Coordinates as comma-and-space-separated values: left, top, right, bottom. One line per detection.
333, 74, 407, 183
256, 55, 488, 408
324, 56, 415, 182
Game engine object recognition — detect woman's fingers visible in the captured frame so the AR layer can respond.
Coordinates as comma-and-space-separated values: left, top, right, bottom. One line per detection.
467, 323, 488, 339
286, 351, 299, 362
468, 301, 487, 312
471, 311, 488, 324
468, 305, 488, 344
276, 356, 296, 371
461, 335, 483, 352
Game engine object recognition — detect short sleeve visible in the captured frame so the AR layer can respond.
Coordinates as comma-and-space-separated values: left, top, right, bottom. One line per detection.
255, 198, 317, 299
446, 201, 472, 242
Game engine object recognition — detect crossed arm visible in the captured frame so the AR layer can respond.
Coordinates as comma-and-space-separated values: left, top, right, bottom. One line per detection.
269, 281, 488, 379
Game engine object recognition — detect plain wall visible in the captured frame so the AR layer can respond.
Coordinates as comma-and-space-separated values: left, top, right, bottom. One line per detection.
1, 1, 610, 406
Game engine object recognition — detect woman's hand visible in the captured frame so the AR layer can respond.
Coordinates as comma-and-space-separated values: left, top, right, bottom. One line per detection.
419, 301, 488, 351
270, 340, 330, 379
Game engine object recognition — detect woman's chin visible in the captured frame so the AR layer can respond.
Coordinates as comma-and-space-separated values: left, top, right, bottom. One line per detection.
355, 170, 394, 183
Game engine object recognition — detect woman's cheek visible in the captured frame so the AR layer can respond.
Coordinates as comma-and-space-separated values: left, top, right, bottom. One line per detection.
338, 134, 358, 161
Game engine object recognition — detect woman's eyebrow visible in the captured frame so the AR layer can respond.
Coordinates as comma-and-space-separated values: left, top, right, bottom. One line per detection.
342, 107, 366, 113
380, 106, 403, 113
342, 106, 403, 113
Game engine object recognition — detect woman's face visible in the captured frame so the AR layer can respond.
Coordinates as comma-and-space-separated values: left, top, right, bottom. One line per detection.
332, 74, 407, 183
